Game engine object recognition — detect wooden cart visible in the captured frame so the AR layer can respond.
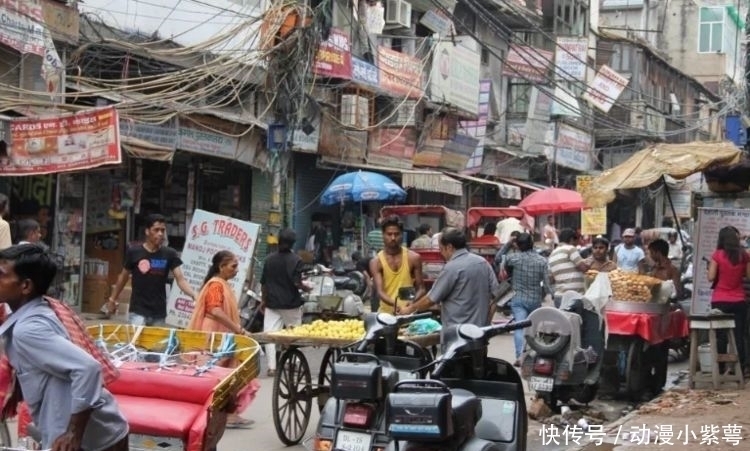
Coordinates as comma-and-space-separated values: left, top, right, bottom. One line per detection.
251, 331, 441, 446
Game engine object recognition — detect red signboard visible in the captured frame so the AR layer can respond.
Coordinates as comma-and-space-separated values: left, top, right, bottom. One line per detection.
368, 127, 417, 169
313, 28, 352, 79
4, 106, 122, 176
377, 46, 423, 99
502, 44, 553, 83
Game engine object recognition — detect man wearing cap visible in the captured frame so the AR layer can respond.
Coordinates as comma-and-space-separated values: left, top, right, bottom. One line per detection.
613, 228, 645, 273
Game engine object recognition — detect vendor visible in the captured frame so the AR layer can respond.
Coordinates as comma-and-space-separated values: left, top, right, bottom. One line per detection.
646, 239, 682, 298
585, 236, 617, 272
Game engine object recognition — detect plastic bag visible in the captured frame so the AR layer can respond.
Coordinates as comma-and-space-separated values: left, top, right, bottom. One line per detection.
583, 272, 612, 315
407, 318, 442, 335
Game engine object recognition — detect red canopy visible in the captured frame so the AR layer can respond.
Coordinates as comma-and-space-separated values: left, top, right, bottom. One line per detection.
517, 188, 583, 215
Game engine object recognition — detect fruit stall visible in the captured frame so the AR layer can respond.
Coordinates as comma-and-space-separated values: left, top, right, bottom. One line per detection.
592, 270, 689, 400
251, 319, 440, 446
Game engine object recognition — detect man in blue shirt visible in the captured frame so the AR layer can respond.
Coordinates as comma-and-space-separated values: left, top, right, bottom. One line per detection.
0, 244, 129, 451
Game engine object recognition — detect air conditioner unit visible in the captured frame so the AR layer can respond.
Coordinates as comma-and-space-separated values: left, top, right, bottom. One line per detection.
385, 0, 412, 30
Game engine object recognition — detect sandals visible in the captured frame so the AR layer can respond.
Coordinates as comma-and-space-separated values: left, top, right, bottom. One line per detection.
226, 418, 254, 429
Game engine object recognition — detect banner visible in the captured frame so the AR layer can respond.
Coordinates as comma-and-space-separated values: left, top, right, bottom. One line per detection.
377, 46, 423, 98
577, 176, 607, 235
583, 65, 629, 113
502, 44, 553, 83
166, 209, 260, 328
5, 106, 121, 176
313, 28, 352, 79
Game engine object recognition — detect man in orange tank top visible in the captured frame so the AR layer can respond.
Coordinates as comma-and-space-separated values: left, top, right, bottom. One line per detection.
369, 215, 425, 314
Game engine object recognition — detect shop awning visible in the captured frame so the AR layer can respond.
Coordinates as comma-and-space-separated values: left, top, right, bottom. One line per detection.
121, 136, 175, 162
401, 170, 463, 196
317, 157, 464, 197
446, 172, 521, 200
496, 176, 545, 192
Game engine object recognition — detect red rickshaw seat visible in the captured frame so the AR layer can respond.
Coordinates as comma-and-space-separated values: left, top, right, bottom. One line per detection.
115, 394, 205, 439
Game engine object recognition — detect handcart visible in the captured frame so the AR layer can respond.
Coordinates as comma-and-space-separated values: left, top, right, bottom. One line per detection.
603, 301, 689, 400
251, 330, 441, 446
17, 325, 261, 451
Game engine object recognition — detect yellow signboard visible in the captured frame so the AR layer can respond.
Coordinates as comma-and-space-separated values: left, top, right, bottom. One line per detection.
577, 176, 607, 235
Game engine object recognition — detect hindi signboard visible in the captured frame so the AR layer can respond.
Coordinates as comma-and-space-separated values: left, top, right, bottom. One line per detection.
166, 209, 260, 328
582, 65, 629, 113
377, 46, 423, 98
577, 176, 607, 235
430, 36, 481, 115
313, 28, 352, 79
502, 44, 553, 83
4, 106, 121, 176
555, 37, 587, 81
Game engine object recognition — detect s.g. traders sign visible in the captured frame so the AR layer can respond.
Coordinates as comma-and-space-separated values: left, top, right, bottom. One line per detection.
165, 209, 260, 328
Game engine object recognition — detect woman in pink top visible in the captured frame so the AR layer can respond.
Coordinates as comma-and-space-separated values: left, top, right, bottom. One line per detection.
708, 226, 750, 374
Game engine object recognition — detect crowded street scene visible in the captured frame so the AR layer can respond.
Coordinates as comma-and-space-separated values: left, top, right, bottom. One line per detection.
1, 0, 750, 450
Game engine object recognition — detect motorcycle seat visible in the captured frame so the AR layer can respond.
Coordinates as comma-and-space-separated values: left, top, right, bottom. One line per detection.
333, 276, 351, 286
450, 388, 482, 426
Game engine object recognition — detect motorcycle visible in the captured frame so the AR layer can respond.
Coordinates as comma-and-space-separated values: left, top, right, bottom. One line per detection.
385, 320, 531, 451
312, 312, 434, 451
239, 282, 263, 333
521, 293, 604, 411
302, 264, 365, 322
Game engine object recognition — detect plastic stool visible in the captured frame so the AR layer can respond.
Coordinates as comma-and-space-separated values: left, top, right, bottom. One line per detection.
688, 314, 744, 390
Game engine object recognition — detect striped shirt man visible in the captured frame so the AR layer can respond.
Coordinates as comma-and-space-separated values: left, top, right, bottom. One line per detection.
548, 244, 586, 296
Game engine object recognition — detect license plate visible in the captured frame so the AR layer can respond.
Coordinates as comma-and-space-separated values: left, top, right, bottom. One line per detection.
530, 376, 554, 392
335, 430, 372, 451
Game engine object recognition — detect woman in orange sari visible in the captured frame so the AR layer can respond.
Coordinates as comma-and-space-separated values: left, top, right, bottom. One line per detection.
188, 250, 257, 428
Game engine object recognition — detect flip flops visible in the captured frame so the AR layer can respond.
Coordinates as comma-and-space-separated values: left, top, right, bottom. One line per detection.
226, 418, 254, 429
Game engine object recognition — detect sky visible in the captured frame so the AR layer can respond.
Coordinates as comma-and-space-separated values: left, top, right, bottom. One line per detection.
78, 0, 266, 54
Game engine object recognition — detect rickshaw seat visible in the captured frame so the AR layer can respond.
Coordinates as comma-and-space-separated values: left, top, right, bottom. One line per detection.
115, 394, 206, 439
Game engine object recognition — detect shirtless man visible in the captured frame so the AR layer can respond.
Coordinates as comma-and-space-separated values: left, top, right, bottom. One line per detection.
369, 215, 425, 313
647, 238, 682, 298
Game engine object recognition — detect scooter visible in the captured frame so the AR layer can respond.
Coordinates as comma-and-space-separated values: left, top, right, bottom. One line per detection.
312, 311, 434, 451
385, 320, 531, 451
302, 265, 365, 322
521, 294, 604, 410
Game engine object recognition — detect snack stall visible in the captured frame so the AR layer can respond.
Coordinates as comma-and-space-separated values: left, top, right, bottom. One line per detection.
592, 270, 689, 400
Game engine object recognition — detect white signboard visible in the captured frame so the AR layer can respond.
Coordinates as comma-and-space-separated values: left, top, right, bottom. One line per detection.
166, 209, 261, 328
546, 123, 593, 172
290, 118, 321, 153
555, 37, 588, 81
582, 65, 630, 113
419, 9, 454, 35
691, 207, 750, 314
177, 125, 240, 161
430, 36, 481, 115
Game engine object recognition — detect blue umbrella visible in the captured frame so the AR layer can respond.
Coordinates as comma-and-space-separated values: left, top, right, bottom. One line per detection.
320, 171, 406, 206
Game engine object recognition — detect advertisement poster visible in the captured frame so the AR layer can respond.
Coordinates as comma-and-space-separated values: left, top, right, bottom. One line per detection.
5, 106, 121, 176
165, 209, 260, 328
583, 65, 630, 113
691, 208, 750, 314
313, 28, 352, 79
377, 46, 423, 98
577, 176, 607, 235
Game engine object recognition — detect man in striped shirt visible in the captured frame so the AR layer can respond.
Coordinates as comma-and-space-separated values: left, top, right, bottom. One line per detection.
548, 229, 590, 306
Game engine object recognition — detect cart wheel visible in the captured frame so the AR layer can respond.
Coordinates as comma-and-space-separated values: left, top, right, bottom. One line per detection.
316, 347, 342, 411
272, 348, 313, 445
625, 339, 646, 402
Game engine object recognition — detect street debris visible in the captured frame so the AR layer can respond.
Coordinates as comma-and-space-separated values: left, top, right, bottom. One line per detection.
637, 388, 738, 415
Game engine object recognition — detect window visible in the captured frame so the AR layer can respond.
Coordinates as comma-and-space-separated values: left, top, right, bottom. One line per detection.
507, 83, 531, 114
699, 7, 724, 53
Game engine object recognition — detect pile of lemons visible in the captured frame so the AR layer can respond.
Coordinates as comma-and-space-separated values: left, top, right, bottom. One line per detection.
274, 319, 365, 340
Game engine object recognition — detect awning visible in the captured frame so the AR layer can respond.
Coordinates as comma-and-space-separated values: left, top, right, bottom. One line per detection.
121, 136, 175, 162
496, 176, 545, 192
317, 157, 463, 196
446, 172, 521, 200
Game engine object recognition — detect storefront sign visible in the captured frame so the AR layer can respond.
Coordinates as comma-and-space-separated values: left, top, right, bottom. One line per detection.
583, 64, 629, 113
178, 122, 240, 161
352, 57, 379, 89
502, 44, 553, 83
430, 36, 481, 115
367, 127, 416, 169
377, 46, 423, 99
119, 118, 178, 149
41, 0, 79, 43
545, 123, 592, 172
460, 79, 491, 173
166, 209, 260, 328
555, 37, 587, 81
419, 9, 453, 35
692, 208, 750, 314
289, 117, 320, 153
665, 189, 692, 218
313, 28, 352, 79
4, 106, 121, 176
442, 133, 479, 172
0, 0, 46, 54
576, 176, 606, 235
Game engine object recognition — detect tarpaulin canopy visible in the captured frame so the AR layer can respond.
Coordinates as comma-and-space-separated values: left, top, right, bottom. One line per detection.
583, 141, 742, 207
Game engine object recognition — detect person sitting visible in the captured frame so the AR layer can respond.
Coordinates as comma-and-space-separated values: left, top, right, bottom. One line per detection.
473, 223, 500, 246
410, 224, 432, 249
